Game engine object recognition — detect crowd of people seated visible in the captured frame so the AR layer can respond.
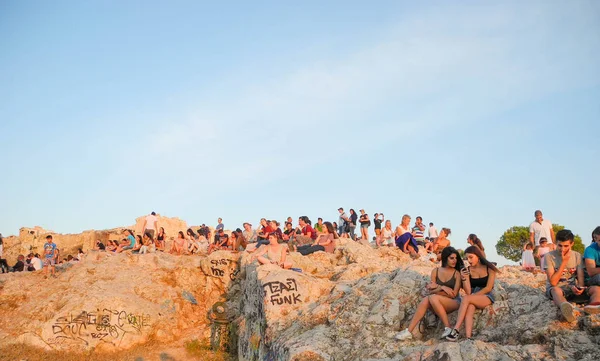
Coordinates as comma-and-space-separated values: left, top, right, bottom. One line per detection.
2, 209, 599, 342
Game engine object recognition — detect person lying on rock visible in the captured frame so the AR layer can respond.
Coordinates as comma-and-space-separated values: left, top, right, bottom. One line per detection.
395, 247, 464, 341
545, 229, 598, 322
255, 233, 292, 269
395, 214, 419, 259
583, 226, 600, 314
445, 246, 499, 341
297, 221, 337, 256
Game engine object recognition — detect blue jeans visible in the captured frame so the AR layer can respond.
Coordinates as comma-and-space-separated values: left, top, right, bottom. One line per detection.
349, 225, 356, 240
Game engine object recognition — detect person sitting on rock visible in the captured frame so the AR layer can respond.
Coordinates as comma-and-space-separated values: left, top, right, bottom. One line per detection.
242, 222, 257, 245
432, 228, 452, 260
395, 215, 419, 258
255, 233, 292, 269
106, 240, 117, 252
156, 227, 166, 251
132, 235, 143, 253
545, 229, 597, 322
289, 216, 317, 251
282, 222, 295, 243
395, 247, 464, 341
256, 218, 273, 245
186, 228, 201, 253
376, 220, 395, 247
230, 229, 246, 252
139, 232, 155, 254
269, 220, 283, 241
467, 234, 486, 259
189, 230, 209, 254
583, 226, 600, 314
11, 255, 25, 272
446, 246, 499, 341
208, 232, 230, 254
170, 231, 187, 255
117, 229, 136, 253
297, 221, 338, 256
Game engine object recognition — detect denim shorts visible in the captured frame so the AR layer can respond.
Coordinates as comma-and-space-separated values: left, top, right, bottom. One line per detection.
457, 287, 495, 304
586, 274, 600, 287
360, 224, 369, 229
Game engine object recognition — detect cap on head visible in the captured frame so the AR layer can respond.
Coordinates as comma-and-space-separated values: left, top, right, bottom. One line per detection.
151, 211, 156, 216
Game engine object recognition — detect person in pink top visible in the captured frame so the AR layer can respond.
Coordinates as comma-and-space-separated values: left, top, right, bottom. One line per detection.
297, 222, 338, 256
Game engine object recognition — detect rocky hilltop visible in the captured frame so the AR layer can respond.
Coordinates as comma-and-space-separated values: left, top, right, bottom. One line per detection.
1, 223, 599, 361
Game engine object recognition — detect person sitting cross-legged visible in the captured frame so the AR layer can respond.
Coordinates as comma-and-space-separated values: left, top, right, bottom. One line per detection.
255, 233, 292, 269
395, 247, 464, 341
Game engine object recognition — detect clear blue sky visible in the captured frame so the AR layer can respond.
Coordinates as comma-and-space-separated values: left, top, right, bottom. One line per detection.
1, 1, 599, 264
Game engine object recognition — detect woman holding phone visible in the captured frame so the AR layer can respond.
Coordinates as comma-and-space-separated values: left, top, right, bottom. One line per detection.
445, 246, 500, 341
395, 247, 464, 340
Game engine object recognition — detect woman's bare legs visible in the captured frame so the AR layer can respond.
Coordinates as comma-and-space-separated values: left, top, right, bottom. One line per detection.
428, 295, 459, 327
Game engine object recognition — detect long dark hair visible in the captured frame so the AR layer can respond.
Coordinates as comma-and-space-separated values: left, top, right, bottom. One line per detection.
464, 246, 499, 273
324, 221, 338, 239
441, 247, 464, 271
468, 234, 485, 251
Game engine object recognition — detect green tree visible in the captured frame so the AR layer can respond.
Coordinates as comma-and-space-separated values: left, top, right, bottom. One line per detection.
496, 224, 584, 263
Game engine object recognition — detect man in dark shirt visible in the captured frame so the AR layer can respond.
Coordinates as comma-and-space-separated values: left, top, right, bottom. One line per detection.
12, 255, 25, 272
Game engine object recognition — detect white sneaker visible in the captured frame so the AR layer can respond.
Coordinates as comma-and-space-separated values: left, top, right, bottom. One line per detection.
394, 328, 413, 341
440, 327, 453, 339
560, 302, 576, 322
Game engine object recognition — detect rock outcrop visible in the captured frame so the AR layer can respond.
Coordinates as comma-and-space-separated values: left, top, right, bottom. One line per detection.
1, 228, 599, 360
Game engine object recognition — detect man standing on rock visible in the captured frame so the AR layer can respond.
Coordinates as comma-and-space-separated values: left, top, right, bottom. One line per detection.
43, 235, 57, 278
216, 218, 225, 232
143, 211, 158, 238
338, 208, 349, 237
530, 210, 555, 247
544, 229, 597, 322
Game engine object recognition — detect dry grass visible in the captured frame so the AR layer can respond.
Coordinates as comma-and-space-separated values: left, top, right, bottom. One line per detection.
184, 339, 232, 361
0, 341, 234, 361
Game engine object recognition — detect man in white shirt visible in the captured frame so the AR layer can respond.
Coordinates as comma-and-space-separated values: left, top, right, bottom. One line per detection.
428, 222, 438, 240
530, 210, 555, 246
31, 254, 43, 271
143, 212, 158, 238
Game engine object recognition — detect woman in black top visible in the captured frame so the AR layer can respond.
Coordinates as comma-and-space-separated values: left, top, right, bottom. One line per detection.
349, 209, 358, 241
446, 246, 499, 341
373, 213, 383, 239
359, 209, 370, 242
395, 247, 464, 341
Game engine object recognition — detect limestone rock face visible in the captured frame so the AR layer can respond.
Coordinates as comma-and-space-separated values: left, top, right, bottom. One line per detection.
1, 232, 600, 360
1, 215, 190, 265
0, 250, 240, 352
234, 239, 600, 361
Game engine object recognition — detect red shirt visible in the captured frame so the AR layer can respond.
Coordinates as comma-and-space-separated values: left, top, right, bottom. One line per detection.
261, 225, 273, 234
302, 225, 317, 240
